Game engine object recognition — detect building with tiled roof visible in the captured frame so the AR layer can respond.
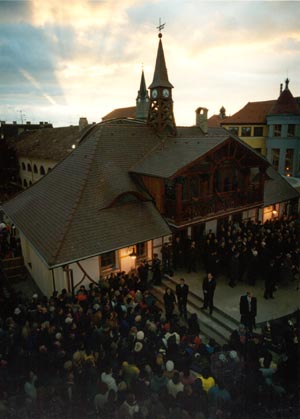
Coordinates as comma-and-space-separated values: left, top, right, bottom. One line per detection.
267, 79, 300, 178
221, 100, 275, 156
2, 34, 299, 296
221, 82, 300, 174
102, 106, 136, 121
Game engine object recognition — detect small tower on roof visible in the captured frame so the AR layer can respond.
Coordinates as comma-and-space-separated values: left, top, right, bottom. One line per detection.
147, 22, 176, 136
136, 69, 149, 120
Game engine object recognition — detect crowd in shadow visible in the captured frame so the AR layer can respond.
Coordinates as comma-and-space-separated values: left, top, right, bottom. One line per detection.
0, 216, 299, 418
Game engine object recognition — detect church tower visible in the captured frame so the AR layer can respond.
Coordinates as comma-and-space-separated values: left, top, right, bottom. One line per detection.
148, 32, 176, 135
136, 70, 149, 120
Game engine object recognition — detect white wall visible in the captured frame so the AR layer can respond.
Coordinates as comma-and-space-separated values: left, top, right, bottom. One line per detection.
69, 256, 100, 289
20, 233, 55, 296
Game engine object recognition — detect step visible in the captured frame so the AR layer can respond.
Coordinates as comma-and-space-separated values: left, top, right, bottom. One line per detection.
1, 257, 24, 269
164, 275, 240, 331
3, 265, 26, 278
150, 286, 229, 346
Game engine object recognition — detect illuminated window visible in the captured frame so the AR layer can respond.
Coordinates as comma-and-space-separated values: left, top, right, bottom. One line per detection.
241, 127, 251, 136
274, 125, 281, 137
271, 149, 280, 171
253, 127, 263, 136
285, 149, 294, 175
288, 125, 295, 137
101, 251, 115, 269
229, 127, 239, 136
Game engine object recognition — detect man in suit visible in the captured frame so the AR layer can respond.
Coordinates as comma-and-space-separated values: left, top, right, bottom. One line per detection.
176, 278, 189, 320
201, 272, 216, 315
239, 291, 257, 332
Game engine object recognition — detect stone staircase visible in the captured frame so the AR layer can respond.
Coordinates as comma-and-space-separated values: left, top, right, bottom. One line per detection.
1, 256, 27, 283
151, 274, 240, 345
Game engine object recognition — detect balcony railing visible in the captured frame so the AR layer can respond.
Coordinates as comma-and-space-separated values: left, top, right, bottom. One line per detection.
165, 189, 262, 223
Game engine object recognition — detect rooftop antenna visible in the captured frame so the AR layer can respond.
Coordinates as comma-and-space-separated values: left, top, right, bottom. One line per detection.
18, 109, 25, 124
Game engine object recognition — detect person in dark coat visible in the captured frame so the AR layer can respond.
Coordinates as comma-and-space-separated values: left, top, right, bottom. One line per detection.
264, 259, 276, 299
163, 287, 176, 322
176, 278, 189, 320
152, 253, 162, 285
186, 241, 197, 273
239, 291, 257, 332
173, 236, 184, 270
201, 272, 216, 315
229, 250, 240, 288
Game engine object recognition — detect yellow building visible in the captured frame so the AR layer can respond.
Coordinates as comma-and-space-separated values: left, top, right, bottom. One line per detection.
221, 100, 275, 156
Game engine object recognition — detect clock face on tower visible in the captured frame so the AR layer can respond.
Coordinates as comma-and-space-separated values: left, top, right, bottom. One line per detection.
163, 88, 169, 98
152, 89, 158, 99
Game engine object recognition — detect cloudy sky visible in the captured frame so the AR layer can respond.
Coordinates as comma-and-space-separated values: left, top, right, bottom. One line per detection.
0, 0, 300, 127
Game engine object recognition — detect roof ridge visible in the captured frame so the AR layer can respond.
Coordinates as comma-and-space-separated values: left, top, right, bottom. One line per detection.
51, 126, 103, 264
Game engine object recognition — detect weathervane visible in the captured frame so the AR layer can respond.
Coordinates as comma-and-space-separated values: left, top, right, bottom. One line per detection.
157, 18, 165, 37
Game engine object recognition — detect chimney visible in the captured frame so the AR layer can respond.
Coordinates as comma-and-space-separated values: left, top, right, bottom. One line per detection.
26, 121, 31, 125
79, 117, 88, 132
280, 83, 283, 95
195, 107, 208, 134
39, 121, 44, 125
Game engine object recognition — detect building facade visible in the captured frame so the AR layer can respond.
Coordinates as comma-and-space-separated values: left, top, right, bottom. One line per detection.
2, 35, 299, 296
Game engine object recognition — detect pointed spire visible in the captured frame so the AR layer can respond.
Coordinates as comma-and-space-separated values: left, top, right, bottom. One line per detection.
136, 69, 149, 120
285, 78, 289, 90
149, 35, 173, 89
136, 70, 148, 100
269, 79, 300, 115
147, 31, 176, 135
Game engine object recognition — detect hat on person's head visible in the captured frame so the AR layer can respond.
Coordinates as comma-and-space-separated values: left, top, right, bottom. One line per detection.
64, 360, 73, 370
218, 353, 227, 362
136, 331, 144, 341
14, 307, 21, 315
135, 314, 142, 323
65, 317, 73, 324
55, 332, 62, 341
118, 381, 127, 391
134, 342, 143, 353
229, 350, 238, 360
166, 360, 174, 372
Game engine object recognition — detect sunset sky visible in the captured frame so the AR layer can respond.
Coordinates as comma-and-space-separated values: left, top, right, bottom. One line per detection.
1, 0, 300, 127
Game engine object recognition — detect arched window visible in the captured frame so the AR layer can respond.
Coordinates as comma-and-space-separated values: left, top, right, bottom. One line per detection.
23, 179, 28, 188
48, 167, 52, 173
40, 166, 45, 175
27, 163, 32, 172
33, 164, 38, 174
21, 162, 26, 170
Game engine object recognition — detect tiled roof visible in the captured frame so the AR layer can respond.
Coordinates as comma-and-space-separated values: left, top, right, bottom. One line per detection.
264, 167, 300, 206
268, 89, 300, 115
102, 106, 136, 121
9, 126, 82, 161
208, 114, 227, 128
131, 126, 265, 178
3, 121, 170, 267
221, 100, 275, 125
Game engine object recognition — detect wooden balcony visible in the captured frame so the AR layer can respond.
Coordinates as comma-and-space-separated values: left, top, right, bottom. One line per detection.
165, 189, 263, 224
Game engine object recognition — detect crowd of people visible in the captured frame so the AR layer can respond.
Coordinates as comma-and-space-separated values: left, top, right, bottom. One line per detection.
0, 215, 299, 418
